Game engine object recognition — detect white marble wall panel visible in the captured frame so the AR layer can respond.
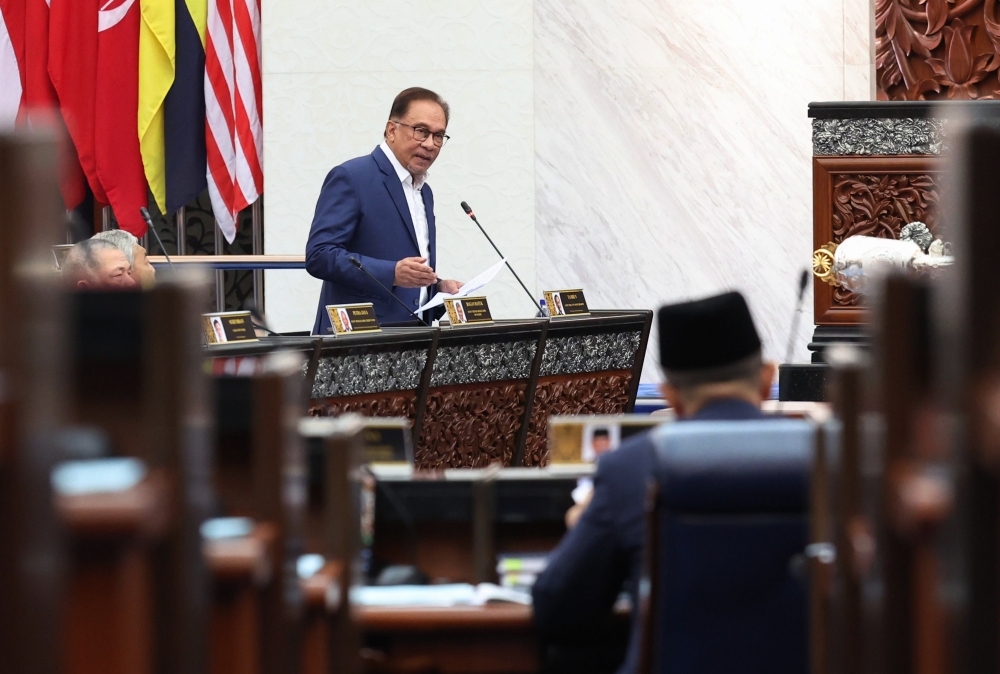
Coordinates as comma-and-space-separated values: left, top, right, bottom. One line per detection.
535, 0, 873, 382
262, 1, 535, 332
262, 0, 876, 378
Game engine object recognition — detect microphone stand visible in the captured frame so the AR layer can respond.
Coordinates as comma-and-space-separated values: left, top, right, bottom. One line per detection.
348, 257, 430, 327
139, 207, 175, 271
461, 202, 543, 316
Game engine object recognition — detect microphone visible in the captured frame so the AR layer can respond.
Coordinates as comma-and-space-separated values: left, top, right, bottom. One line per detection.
783, 269, 810, 365
460, 201, 542, 315
348, 256, 429, 327
139, 207, 175, 271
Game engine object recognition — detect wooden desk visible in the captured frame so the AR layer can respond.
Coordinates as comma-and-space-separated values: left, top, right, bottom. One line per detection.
360, 604, 540, 674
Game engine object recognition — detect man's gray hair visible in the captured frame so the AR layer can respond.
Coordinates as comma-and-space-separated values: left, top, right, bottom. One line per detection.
61, 238, 122, 285
663, 351, 763, 391
92, 229, 138, 267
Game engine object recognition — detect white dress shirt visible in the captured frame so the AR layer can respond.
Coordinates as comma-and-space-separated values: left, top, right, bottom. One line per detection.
380, 141, 432, 310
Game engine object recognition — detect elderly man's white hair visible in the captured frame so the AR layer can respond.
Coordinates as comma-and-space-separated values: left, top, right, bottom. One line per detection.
92, 229, 138, 267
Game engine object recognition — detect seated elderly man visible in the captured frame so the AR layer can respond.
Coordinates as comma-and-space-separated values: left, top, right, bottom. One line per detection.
93, 229, 157, 288
532, 291, 776, 674
61, 239, 138, 291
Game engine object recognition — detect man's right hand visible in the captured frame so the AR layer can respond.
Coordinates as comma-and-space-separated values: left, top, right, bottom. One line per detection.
394, 257, 438, 288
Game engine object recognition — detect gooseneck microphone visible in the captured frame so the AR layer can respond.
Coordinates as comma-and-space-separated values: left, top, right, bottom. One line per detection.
139, 207, 175, 271
784, 269, 810, 365
348, 256, 430, 327
460, 201, 543, 315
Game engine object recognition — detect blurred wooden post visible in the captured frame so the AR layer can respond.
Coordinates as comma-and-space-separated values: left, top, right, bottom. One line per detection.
875, 276, 950, 674
0, 130, 67, 674
253, 352, 308, 674
143, 274, 215, 674
809, 426, 833, 674
324, 415, 364, 674
208, 353, 308, 674
67, 272, 214, 674
297, 416, 364, 674
826, 344, 867, 674
472, 480, 496, 584
937, 121, 1000, 674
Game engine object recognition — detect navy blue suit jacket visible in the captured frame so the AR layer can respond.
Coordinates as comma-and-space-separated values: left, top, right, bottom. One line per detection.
532, 398, 767, 674
305, 146, 438, 335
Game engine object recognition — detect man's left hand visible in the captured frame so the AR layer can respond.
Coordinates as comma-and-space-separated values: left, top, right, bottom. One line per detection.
438, 279, 464, 294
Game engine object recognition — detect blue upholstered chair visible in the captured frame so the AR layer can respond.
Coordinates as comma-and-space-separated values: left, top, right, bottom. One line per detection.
638, 419, 814, 674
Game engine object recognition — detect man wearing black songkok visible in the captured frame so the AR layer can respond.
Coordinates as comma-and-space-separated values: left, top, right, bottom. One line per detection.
532, 291, 776, 674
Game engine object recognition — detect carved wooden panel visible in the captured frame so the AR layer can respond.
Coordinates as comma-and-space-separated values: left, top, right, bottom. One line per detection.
814, 156, 944, 324
877, 0, 1000, 100
415, 382, 528, 470
521, 371, 633, 467
308, 391, 416, 420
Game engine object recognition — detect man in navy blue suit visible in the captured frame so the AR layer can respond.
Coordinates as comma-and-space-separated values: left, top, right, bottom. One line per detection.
305, 88, 464, 334
532, 291, 777, 674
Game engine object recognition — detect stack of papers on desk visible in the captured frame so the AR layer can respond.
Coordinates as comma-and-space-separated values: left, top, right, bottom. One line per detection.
352, 582, 531, 607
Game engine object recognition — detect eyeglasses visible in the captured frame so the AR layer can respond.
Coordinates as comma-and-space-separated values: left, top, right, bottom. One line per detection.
392, 121, 450, 147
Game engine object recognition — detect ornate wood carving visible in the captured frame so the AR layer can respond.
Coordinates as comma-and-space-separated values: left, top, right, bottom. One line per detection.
308, 391, 416, 420
877, 0, 1000, 100
813, 156, 944, 324
415, 382, 527, 470
521, 371, 633, 467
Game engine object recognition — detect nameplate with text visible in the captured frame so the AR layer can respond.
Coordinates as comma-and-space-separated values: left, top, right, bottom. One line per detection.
544, 289, 590, 317
445, 296, 493, 325
204, 311, 258, 344
362, 418, 413, 465
326, 303, 381, 335
548, 414, 662, 464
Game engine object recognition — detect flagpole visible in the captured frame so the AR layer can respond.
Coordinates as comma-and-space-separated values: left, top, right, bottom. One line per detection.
252, 198, 263, 314
214, 220, 225, 312
176, 207, 186, 256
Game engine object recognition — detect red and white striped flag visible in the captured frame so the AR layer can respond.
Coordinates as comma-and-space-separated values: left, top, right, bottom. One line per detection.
204, 0, 261, 244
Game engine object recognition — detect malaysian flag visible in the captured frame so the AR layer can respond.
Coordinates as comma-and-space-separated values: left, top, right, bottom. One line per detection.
205, 0, 261, 244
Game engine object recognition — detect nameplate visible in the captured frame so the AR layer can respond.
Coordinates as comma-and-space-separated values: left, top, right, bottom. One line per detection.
445, 296, 493, 325
204, 311, 258, 344
548, 414, 662, 463
52, 244, 74, 270
326, 303, 381, 335
362, 418, 413, 465
544, 289, 590, 317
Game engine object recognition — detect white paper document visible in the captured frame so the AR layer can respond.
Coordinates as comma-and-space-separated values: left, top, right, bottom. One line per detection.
350, 582, 532, 607
417, 258, 507, 313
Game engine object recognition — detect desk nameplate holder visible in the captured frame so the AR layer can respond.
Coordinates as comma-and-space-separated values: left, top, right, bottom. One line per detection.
548, 414, 664, 464
326, 303, 381, 336
361, 418, 413, 466
544, 289, 590, 317
203, 310, 258, 344
52, 243, 74, 270
445, 296, 493, 325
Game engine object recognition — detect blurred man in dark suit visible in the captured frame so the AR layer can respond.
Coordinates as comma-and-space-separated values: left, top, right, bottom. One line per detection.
532, 291, 776, 674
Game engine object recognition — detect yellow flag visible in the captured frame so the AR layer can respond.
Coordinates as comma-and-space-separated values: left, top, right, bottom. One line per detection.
138, 0, 176, 214
185, 0, 207, 47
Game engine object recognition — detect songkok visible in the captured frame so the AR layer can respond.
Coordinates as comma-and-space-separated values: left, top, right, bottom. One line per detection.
658, 291, 761, 373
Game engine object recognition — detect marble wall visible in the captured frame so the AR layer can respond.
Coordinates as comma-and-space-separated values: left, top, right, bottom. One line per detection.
534, 0, 874, 381
261, 2, 536, 332
262, 0, 874, 381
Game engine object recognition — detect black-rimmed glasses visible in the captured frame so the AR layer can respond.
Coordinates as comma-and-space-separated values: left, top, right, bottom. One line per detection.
392, 121, 450, 147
